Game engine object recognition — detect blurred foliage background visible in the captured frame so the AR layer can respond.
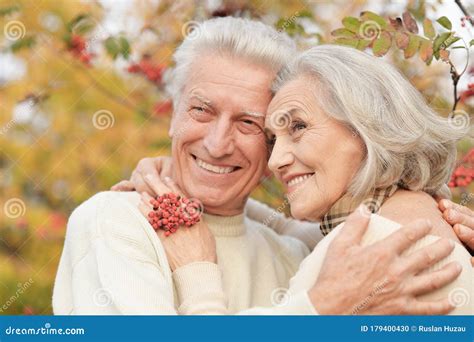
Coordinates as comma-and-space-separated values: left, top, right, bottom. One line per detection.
0, 0, 472, 314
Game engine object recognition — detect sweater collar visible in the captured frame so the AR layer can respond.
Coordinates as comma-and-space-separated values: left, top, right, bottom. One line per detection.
203, 212, 246, 237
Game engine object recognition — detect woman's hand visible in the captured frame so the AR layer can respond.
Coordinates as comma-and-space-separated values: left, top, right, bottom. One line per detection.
137, 175, 216, 272
111, 156, 173, 196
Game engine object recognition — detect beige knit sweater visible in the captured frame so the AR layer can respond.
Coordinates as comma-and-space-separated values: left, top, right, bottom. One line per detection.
181, 214, 474, 315
52, 191, 321, 315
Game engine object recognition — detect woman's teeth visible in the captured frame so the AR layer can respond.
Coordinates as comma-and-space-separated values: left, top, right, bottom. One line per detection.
287, 174, 313, 187
196, 158, 235, 174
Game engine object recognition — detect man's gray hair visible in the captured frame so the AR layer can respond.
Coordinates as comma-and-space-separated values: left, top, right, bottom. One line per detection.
165, 16, 297, 105
273, 44, 470, 199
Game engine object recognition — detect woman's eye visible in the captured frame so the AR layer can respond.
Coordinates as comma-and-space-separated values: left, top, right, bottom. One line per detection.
290, 121, 307, 132
192, 106, 205, 112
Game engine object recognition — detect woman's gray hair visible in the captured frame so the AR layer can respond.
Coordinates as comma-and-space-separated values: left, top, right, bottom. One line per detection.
165, 16, 297, 105
272, 44, 470, 199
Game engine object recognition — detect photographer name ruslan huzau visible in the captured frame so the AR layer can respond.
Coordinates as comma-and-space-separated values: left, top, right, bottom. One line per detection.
418, 325, 466, 332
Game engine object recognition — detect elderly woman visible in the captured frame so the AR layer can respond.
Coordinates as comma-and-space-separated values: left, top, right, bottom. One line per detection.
136, 45, 473, 314
261, 45, 472, 314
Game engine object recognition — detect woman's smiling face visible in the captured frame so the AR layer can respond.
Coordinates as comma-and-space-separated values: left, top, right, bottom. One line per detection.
266, 75, 366, 221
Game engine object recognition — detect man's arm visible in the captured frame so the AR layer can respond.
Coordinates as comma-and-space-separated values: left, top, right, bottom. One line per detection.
53, 192, 178, 315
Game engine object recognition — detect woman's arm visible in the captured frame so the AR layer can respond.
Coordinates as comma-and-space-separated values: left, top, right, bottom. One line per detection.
111, 156, 474, 250
245, 198, 323, 249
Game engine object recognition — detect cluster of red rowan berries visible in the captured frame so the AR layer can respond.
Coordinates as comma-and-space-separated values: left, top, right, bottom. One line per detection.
67, 34, 93, 65
147, 193, 202, 236
127, 56, 166, 85
460, 16, 472, 28
449, 149, 474, 188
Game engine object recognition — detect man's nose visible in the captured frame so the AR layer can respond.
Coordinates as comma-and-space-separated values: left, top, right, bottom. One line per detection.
268, 135, 293, 173
203, 117, 235, 158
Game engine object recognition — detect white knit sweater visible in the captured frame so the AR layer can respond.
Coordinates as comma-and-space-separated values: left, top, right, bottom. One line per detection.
182, 214, 474, 315
52, 191, 321, 315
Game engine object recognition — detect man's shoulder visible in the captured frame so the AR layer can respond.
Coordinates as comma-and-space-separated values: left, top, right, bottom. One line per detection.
67, 191, 147, 238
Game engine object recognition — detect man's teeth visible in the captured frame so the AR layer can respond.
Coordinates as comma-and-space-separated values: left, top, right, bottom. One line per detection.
196, 158, 235, 174
287, 174, 313, 187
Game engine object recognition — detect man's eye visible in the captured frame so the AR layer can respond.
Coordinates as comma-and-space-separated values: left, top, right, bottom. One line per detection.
189, 106, 212, 122
192, 106, 205, 112
242, 119, 256, 126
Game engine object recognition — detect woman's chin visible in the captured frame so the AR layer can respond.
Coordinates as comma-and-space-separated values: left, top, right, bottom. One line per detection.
290, 204, 312, 221
290, 200, 326, 221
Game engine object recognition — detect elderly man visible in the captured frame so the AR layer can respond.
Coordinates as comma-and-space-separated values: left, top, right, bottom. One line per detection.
53, 17, 473, 315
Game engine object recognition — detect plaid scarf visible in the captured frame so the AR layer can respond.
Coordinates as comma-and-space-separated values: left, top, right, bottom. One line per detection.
320, 184, 399, 236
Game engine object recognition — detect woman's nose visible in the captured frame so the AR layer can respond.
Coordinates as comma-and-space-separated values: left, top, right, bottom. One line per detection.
203, 117, 235, 158
268, 136, 293, 173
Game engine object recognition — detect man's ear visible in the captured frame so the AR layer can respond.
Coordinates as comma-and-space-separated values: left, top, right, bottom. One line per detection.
168, 101, 177, 138
168, 116, 175, 138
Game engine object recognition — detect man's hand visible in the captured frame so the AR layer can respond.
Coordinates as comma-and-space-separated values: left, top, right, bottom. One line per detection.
309, 205, 462, 315
111, 156, 172, 195
439, 199, 474, 266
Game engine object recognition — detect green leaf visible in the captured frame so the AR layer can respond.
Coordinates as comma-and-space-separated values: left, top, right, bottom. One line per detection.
104, 37, 120, 59
433, 32, 451, 52
436, 16, 452, 30
296, 9, 313, 18
104, 36, 131, 59
67, 14, 95, 34
118, 36, 131, 59
444, 36, 460, 49
342, 16, 361, 33
372, 31, 392, 56
10, 36, 36, 52
404, 35, 421, 59
356, 38, 371, 50
360, 11, 387, 28
333, 37, 359, 48
331, 28, 357, 38
470, 39, 474, 47
423, 19, 435, 39
0, 4, 20, 17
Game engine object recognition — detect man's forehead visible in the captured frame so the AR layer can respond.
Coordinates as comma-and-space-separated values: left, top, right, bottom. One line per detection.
188, 91, 266, 118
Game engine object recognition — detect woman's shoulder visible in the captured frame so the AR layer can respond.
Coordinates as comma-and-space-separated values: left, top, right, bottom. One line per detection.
380, 190, 460, 243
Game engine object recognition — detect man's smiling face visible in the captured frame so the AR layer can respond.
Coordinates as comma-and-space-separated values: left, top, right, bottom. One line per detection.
169, 53, 274, 216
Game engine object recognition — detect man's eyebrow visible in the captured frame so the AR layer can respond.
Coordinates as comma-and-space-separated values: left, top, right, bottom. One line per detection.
242, 110, 265, 118
189, 94, 212, 105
